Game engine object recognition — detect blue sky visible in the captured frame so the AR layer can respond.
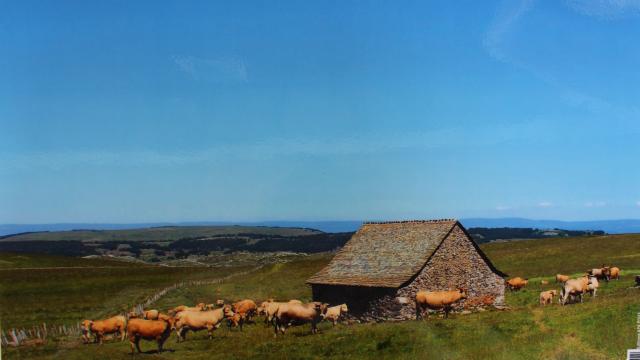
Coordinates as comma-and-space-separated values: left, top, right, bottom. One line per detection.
1, 0, 640, 223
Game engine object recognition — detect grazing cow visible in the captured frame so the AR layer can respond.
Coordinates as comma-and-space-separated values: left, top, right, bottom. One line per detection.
609, 267, 620, 280
415, 288, 467, 319
555, 274, 570, 283
506, 277, 529, 291
174, 306, 234, 342
587, 276, 599, 297
588, 266, 610, 282
539, 290, 558, 305
560, 277, 590, 305
323, 304, 348, 326
80, 315, 126, 344
126, 318, 173, 354
274, 302, 328, 335
144, 310, 159, 320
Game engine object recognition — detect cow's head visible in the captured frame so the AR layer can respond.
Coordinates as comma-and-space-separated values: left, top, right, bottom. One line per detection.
222, 304, 235, 318
196, 303, 206, 311
216, 299, 225, 307
458, 287, 468, 299
340, 304, 349, 313
81, 320, 93, 332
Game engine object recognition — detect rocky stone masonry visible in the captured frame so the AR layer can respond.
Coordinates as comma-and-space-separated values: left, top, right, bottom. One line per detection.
357, 224, 505, 321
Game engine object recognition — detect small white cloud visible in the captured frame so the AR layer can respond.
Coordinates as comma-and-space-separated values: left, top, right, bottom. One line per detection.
495, 205, 511, 211
538, 201, 553, 208
584, 201, 606, 208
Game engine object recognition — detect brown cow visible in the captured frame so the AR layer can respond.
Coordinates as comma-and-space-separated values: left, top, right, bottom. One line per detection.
539, 290, 558, 305
174, 306, 234, 342
144, 309, 159, 320
609, 267, 620, 280
126, 318, 173, 354
415, 288, 467, 319
555, 274, 570, 283
229, 299, 257, 330
81, 315, 126, 344
274, 302, 328, 335
506, 277, 528, 291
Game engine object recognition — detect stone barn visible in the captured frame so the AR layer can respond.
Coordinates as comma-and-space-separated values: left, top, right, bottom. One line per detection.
306, 219, 506, 321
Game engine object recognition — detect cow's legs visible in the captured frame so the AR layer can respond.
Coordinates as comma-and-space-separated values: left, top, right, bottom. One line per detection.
207, 325, 214, 339
135, 336, 142, 353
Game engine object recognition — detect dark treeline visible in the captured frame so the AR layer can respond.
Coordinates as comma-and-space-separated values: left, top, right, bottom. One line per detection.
469, 227, 605, 243
0, 232, 355, 258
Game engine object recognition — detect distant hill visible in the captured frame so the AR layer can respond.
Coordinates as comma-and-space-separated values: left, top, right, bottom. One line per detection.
2, 218, 640, 237
0, 225, 321, 242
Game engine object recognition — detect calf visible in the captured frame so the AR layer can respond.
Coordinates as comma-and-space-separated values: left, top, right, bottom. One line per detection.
539, 290, 558, 305
415, 288, 467, 319
323, 304, 348, 326
81, 315, 126, 344
126, 318, 173, 354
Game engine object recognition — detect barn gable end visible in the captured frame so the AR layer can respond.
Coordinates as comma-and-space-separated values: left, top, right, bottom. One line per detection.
308, 219, 505, 321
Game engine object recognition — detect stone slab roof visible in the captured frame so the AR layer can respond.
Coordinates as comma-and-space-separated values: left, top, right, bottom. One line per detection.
307, 219, 459, 288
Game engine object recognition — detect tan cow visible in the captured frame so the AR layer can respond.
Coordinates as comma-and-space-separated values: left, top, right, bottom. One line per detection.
539, 290, 558, 305
587, 275, 599, 297
555, 274, 570, 283
588, 266, 610, 282
126, 318, 173, 354
274, 302, 328, 335
415, 288, 467, 319
144, 310, 159, 320
560, 277, 590, 305
323, 304, 348, 326
174, 306, 234, 342
610, 267, 620, 280
258, 299, 302, 326
81, 315, 126, 344
506, 277, 528, 291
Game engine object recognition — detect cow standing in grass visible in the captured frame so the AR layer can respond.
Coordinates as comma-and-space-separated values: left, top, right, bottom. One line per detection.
415, 288, 467, 319
126, 317, 174, 354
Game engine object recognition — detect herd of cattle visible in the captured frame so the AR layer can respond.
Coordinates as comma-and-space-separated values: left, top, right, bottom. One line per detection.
81, 299, 349, 354
80, 265, 625, 354
505, 265, 622, 306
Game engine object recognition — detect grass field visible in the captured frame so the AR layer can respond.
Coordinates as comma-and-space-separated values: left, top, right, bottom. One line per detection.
3, 234, 640, 359
0, 253, 250, 329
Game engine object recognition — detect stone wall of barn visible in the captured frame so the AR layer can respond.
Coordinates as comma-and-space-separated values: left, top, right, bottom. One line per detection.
392, 224, 505, 319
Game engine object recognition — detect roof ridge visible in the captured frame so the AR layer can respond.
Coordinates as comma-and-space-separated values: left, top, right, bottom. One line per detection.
363, 219, 457, 225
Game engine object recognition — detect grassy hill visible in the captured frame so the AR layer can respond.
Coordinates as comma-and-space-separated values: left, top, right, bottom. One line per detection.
3, 234, 640, 359
0, 225, 322, 242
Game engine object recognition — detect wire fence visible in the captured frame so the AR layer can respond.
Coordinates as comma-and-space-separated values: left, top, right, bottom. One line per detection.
1, 265, 264, 347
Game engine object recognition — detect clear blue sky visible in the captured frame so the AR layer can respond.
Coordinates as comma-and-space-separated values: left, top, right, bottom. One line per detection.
2, 0, 640, 223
